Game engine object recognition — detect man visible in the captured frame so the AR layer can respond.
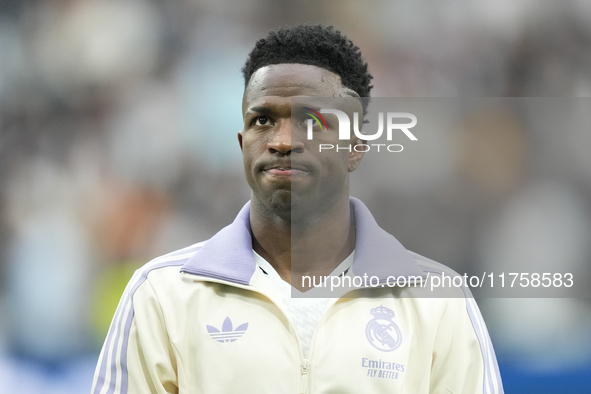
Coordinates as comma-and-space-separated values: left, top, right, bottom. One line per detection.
92, 25, 503, 393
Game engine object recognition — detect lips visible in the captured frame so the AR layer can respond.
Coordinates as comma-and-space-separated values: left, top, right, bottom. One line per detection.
265, 168, 307, 176
260, 161, 311, 177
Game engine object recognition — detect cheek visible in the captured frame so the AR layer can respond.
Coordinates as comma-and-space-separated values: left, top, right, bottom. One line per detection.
320, 151, 351, 174
241, 138, 266, 168
245, 133, 268, 148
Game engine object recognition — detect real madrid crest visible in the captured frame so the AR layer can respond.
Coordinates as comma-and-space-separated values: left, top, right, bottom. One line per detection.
366, 305, 402, 352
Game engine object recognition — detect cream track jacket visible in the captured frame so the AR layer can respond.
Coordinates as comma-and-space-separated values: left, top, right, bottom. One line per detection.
92, 198, 503, 394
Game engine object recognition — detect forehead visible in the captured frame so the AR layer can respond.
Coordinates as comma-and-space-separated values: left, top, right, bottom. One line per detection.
242, 64, 346, 113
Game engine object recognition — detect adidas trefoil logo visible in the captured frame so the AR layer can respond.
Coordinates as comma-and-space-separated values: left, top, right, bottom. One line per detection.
207, 317, 249, 343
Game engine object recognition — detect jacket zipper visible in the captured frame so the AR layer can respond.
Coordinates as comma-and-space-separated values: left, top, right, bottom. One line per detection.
300, 359, 310, 394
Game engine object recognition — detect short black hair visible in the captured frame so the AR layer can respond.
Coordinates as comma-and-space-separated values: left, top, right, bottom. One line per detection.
242, 24, 373, 101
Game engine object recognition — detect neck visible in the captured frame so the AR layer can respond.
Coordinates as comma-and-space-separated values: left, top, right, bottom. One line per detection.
250, 194, 355, 289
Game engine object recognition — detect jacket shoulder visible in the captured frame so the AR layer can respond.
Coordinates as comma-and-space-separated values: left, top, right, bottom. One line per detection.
130, 241, 206, 292
408, 250, 461, 277
407, 250, 474, 299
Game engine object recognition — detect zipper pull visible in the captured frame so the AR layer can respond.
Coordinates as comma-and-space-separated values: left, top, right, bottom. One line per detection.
300, 359, 310, 394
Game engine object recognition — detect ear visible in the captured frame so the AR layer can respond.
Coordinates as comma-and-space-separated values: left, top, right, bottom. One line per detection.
348, 136, 365, 172
237, 130, 244, 151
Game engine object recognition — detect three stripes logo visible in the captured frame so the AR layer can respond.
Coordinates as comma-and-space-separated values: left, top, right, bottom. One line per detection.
207, 317, 249, 343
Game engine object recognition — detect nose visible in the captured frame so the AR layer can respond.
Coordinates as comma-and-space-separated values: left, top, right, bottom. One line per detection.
267, 119, 304, 155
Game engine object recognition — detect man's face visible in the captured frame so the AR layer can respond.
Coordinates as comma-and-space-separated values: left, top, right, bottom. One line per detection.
239, 63, 364, 220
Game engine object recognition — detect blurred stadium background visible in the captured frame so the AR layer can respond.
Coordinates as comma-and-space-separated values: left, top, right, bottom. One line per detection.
0, 0, 590, 392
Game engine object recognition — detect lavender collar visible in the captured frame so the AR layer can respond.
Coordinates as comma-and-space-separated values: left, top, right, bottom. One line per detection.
181, 197, 426, 284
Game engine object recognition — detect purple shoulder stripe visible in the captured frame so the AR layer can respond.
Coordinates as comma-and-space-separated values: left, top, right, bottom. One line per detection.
416, 257, 503, 394
92, 246, 200, 394
465, 298, 504, 394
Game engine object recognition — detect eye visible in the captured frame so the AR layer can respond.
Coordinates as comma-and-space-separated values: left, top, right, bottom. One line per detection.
254, 116, 270, 126
301, 117, 322, 129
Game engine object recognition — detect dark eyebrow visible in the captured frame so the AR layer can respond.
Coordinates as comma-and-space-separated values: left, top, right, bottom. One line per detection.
245, 106, 274, 116
300, 105, 322, 113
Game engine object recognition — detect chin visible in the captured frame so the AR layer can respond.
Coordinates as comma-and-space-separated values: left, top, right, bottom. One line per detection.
262, 189, 291, 218
258, 187, 338, 223
263, 190, 312, 223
